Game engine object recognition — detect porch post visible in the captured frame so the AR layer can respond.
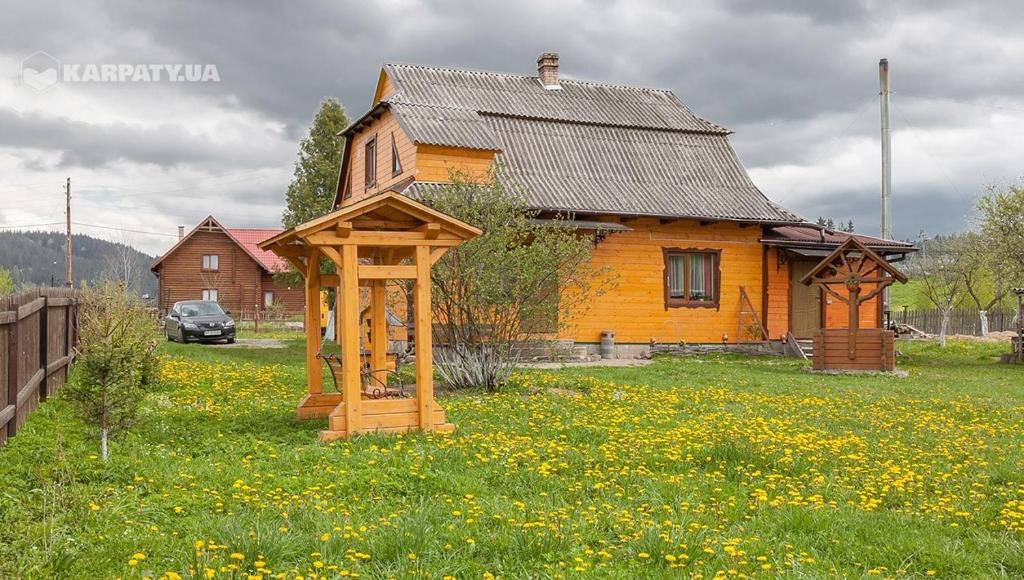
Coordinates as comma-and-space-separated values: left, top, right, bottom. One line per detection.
413, 244, 434, 430
340, 244, 362, 433
304, 249, 322, 395
370, 274, 388, 384
848, 285, 860, 359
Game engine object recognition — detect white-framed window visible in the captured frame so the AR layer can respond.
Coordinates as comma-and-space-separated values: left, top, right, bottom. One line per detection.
364, 136, 377, 189
391, 133, 402, 176
202, 288, 218, 302
202, 254, 219, 271
264, 291, 274, 307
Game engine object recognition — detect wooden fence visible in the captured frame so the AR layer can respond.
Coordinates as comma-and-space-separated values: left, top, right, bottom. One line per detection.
895, 307, 1018, 336
0, 287, 79, 447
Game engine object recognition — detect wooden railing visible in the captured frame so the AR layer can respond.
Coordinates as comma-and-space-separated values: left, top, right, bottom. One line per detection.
0, 288, 79, 447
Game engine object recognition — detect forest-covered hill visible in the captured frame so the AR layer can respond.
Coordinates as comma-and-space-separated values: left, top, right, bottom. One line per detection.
0, 231, 157, 296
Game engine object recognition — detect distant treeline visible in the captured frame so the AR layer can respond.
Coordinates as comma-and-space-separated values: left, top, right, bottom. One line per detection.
0, 231, 157, 296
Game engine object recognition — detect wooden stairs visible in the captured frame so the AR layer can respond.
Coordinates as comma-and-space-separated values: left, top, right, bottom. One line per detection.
785, 332, 814, 360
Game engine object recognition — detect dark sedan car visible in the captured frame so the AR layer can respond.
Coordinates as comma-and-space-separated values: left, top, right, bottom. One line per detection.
165, 300, 236, 344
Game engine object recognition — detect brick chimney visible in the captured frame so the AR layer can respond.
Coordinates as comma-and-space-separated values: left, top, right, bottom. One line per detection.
537, 52, 560, 89
177, 225, 185, 240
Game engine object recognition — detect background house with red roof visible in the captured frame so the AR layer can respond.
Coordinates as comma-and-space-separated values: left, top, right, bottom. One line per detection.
151, 216, 304, 317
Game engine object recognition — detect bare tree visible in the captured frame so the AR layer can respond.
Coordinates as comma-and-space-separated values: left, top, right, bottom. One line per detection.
910, 238, 966, 346
102, 233, 140, 293
956, 233, 1010, 334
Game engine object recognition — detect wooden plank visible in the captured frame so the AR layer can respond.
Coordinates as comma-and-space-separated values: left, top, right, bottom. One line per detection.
17, 297, 45, 320
38, 296, 47, 401
0, 312, 16, 325
417, 223, 441, 239
46, 297, 74, 307
370, 278, 388, 385
304, 248, 322, 395
414, 244, 434, 431
330, 408, 447, 431
18, 369, 43, 406
336, 222, 353, 238
358, 265, 417, 280
0, 404, 13, 427
340, 244, 362, 434
6, 315, 19, 438
46, 355, 71, 377
307, 231, 462, 247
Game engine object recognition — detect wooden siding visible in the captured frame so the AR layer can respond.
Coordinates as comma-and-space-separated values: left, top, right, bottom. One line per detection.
414, 145, 494, 183
373, 69, 396, 103
824, 283, 881, 328
155, 231, 269, 315
260, 274, 305, 315
558, 218, 765, 344
764, 247, 790, 340
345, 109, 417, 205
812, 328, 895, 371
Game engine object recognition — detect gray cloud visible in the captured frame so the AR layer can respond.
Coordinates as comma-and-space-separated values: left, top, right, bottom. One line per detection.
3, 0, 1024, 253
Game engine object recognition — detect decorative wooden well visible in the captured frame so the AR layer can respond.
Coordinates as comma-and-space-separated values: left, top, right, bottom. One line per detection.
800, 238, 907, 372
259, 191, 481, 440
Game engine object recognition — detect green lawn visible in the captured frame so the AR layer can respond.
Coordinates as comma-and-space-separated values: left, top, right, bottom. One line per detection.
1, 339, 1023, 578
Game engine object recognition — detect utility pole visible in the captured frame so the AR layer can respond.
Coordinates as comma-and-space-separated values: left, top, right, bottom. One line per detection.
65, 177, 72, 288
879, 58, 892, 324
879, 58, 891, 240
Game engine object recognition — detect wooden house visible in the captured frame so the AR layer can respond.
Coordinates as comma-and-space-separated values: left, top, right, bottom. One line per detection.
330, 54, 914, 354
151, 216, 304, 316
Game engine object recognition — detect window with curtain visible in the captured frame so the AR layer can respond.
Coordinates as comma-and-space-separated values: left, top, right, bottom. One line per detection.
664, 249, 719, 308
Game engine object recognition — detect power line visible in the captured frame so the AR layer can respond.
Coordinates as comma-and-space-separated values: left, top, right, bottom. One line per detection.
0, 221, 64, 230
71, 222, 179, 238
0, 220, 178, 238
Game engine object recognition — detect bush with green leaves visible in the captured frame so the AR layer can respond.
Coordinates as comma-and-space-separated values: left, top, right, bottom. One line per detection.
422, 170, 613, 391
63, 281, 160, 460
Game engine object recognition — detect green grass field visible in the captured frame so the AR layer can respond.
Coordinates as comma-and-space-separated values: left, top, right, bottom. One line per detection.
1, 337, 1022, 578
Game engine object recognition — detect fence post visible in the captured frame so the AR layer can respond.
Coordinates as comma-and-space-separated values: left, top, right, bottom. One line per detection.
39, 294, 48, 401
7, 309, 19, 438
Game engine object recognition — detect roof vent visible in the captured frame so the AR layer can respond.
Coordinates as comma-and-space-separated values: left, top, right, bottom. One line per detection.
537, 52, 560, 89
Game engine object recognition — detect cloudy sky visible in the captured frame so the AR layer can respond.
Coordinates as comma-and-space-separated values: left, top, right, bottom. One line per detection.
2, 0, 1023, 255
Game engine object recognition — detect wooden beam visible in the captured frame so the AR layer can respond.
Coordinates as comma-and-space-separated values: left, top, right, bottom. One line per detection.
699, 220, 719, 227
273, 245, 309, 258
304, 248, 322, 395
429, 247, 449, 266
336, 222, 353, 238
340, 244, 362, 434
417, 223, 441, 239
285, 256, 307, 277
370, 278, 388, 385
358, 265, 417, 280
319, 246, 343, 269
306, 231, 462, 247
353, 219, 419, 229
319, 274, 340, 287
414, 245, 434, 431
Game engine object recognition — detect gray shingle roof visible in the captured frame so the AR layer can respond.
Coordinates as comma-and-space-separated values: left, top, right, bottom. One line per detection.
388, 101, 499, 151
384, 63, 725, 133
379, 62, 804, 223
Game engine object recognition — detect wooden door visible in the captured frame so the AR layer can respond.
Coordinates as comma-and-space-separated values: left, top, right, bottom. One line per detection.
790, 259, 821, 339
